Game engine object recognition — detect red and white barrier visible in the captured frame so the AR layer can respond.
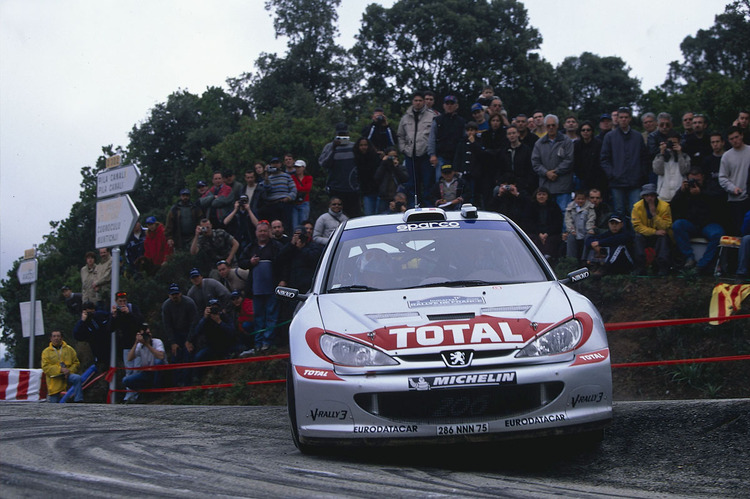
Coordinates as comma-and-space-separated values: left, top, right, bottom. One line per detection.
0, 369, 46, 401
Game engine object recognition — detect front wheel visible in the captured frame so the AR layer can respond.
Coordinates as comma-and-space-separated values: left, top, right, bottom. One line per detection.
286, 362, 316, 454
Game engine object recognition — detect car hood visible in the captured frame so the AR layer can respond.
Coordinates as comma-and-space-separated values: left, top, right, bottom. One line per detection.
317, 281, 575, 355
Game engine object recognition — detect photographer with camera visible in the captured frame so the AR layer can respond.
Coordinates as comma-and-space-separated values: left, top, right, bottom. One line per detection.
653, 130, 690, 202
187, 299, 236, 363
361, 108, 396, 156
488, 174, 530, 229
374, 147, 408, 213
109, 291, 144, 368
72, 301, 111, 366
223, 195, 258, 253
318, 123, 362, 218
122, 323, 165, 403
190, 218, 240, 277
671, 167, 727, 273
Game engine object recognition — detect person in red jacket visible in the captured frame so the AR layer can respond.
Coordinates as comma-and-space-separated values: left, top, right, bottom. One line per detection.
143, 216, 172, 268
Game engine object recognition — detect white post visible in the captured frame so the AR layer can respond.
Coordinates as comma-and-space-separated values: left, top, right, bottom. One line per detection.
28, 280, 37, 368
109, 247, 121, 404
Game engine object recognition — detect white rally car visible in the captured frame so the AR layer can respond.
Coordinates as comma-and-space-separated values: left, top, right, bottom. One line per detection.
277, 206, 611, 453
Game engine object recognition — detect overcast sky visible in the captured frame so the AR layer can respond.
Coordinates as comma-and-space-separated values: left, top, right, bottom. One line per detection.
0, 0, 726, 283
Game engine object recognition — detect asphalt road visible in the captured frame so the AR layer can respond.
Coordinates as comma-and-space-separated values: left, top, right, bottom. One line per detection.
1, 399, 748, 498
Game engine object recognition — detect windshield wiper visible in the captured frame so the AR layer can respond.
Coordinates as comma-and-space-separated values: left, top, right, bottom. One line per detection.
327, 285, 381, 293
408, 279, 493, 289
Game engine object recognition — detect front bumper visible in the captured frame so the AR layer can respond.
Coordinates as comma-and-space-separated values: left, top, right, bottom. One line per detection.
292, 355, 612, 446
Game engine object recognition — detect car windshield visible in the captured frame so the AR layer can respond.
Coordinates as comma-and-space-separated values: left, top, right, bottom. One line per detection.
325, 220, 547, 292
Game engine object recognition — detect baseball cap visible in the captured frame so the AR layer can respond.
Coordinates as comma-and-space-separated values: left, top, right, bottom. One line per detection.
145, 216, 157, 225
189, 268, 201, 278
471, 103, 483, 112
179, 188, 190, 195
599, 113, 612, 121
196, 180, 207, 187
294, 160, 306, 168
444, 95, 458, 103
168, 283, 181, 295
441, 164, 454, 172
608, 213, 623, 223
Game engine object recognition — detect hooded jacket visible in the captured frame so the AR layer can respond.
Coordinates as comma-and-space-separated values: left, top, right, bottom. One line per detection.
41, 340, 80, 395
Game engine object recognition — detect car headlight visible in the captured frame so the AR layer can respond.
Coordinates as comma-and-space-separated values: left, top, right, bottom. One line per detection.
515, 319, 582, 357
320, 334, 399, 367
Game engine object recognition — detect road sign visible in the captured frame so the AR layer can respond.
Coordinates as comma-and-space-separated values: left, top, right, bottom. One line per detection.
97, 163, 141, 198
95, 194, 140, 248
19, 301, 45, 337
17, 259, 38, 284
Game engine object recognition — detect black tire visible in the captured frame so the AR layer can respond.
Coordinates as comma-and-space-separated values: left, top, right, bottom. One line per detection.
286, 362, 315, 454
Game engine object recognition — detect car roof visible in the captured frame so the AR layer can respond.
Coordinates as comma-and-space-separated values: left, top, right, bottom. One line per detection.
343, 206, 510, 230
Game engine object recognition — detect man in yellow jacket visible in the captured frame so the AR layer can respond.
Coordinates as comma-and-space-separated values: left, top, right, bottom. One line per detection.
41, 330, 83, 403
631, 183, 673, 276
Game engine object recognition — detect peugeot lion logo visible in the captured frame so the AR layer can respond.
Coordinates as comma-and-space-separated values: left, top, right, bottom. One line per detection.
441, 350, 473, 368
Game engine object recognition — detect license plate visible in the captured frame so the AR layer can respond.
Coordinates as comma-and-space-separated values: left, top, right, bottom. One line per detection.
436, 423, 489, 436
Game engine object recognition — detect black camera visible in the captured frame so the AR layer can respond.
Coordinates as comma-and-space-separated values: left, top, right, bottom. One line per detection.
665, 141, 674, 150
502, 185, 512, 191
376, 115, 385, 122
687, 178, 698, 188
238, 196, 248, 205
394, 201, 405, 211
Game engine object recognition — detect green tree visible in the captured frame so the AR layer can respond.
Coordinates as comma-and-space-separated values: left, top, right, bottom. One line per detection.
230, 0, 353, 113
666, 0, 749, 88
127, 87, 247, 213
642, 1, 749, 128
351, 0, 562, 115
556, 52, 642, 123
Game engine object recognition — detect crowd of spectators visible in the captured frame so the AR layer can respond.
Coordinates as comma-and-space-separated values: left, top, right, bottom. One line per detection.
59, 88, 750, 401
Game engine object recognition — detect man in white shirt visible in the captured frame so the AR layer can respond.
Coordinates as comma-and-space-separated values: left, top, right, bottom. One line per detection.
122, 323, 165, 402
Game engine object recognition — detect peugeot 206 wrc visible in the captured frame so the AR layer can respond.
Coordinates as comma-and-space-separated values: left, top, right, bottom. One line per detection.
276, 205, 611, 453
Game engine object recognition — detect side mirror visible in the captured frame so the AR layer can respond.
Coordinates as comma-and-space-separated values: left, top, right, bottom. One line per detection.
560, 268, 589, 285
275, 286, 307, 302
